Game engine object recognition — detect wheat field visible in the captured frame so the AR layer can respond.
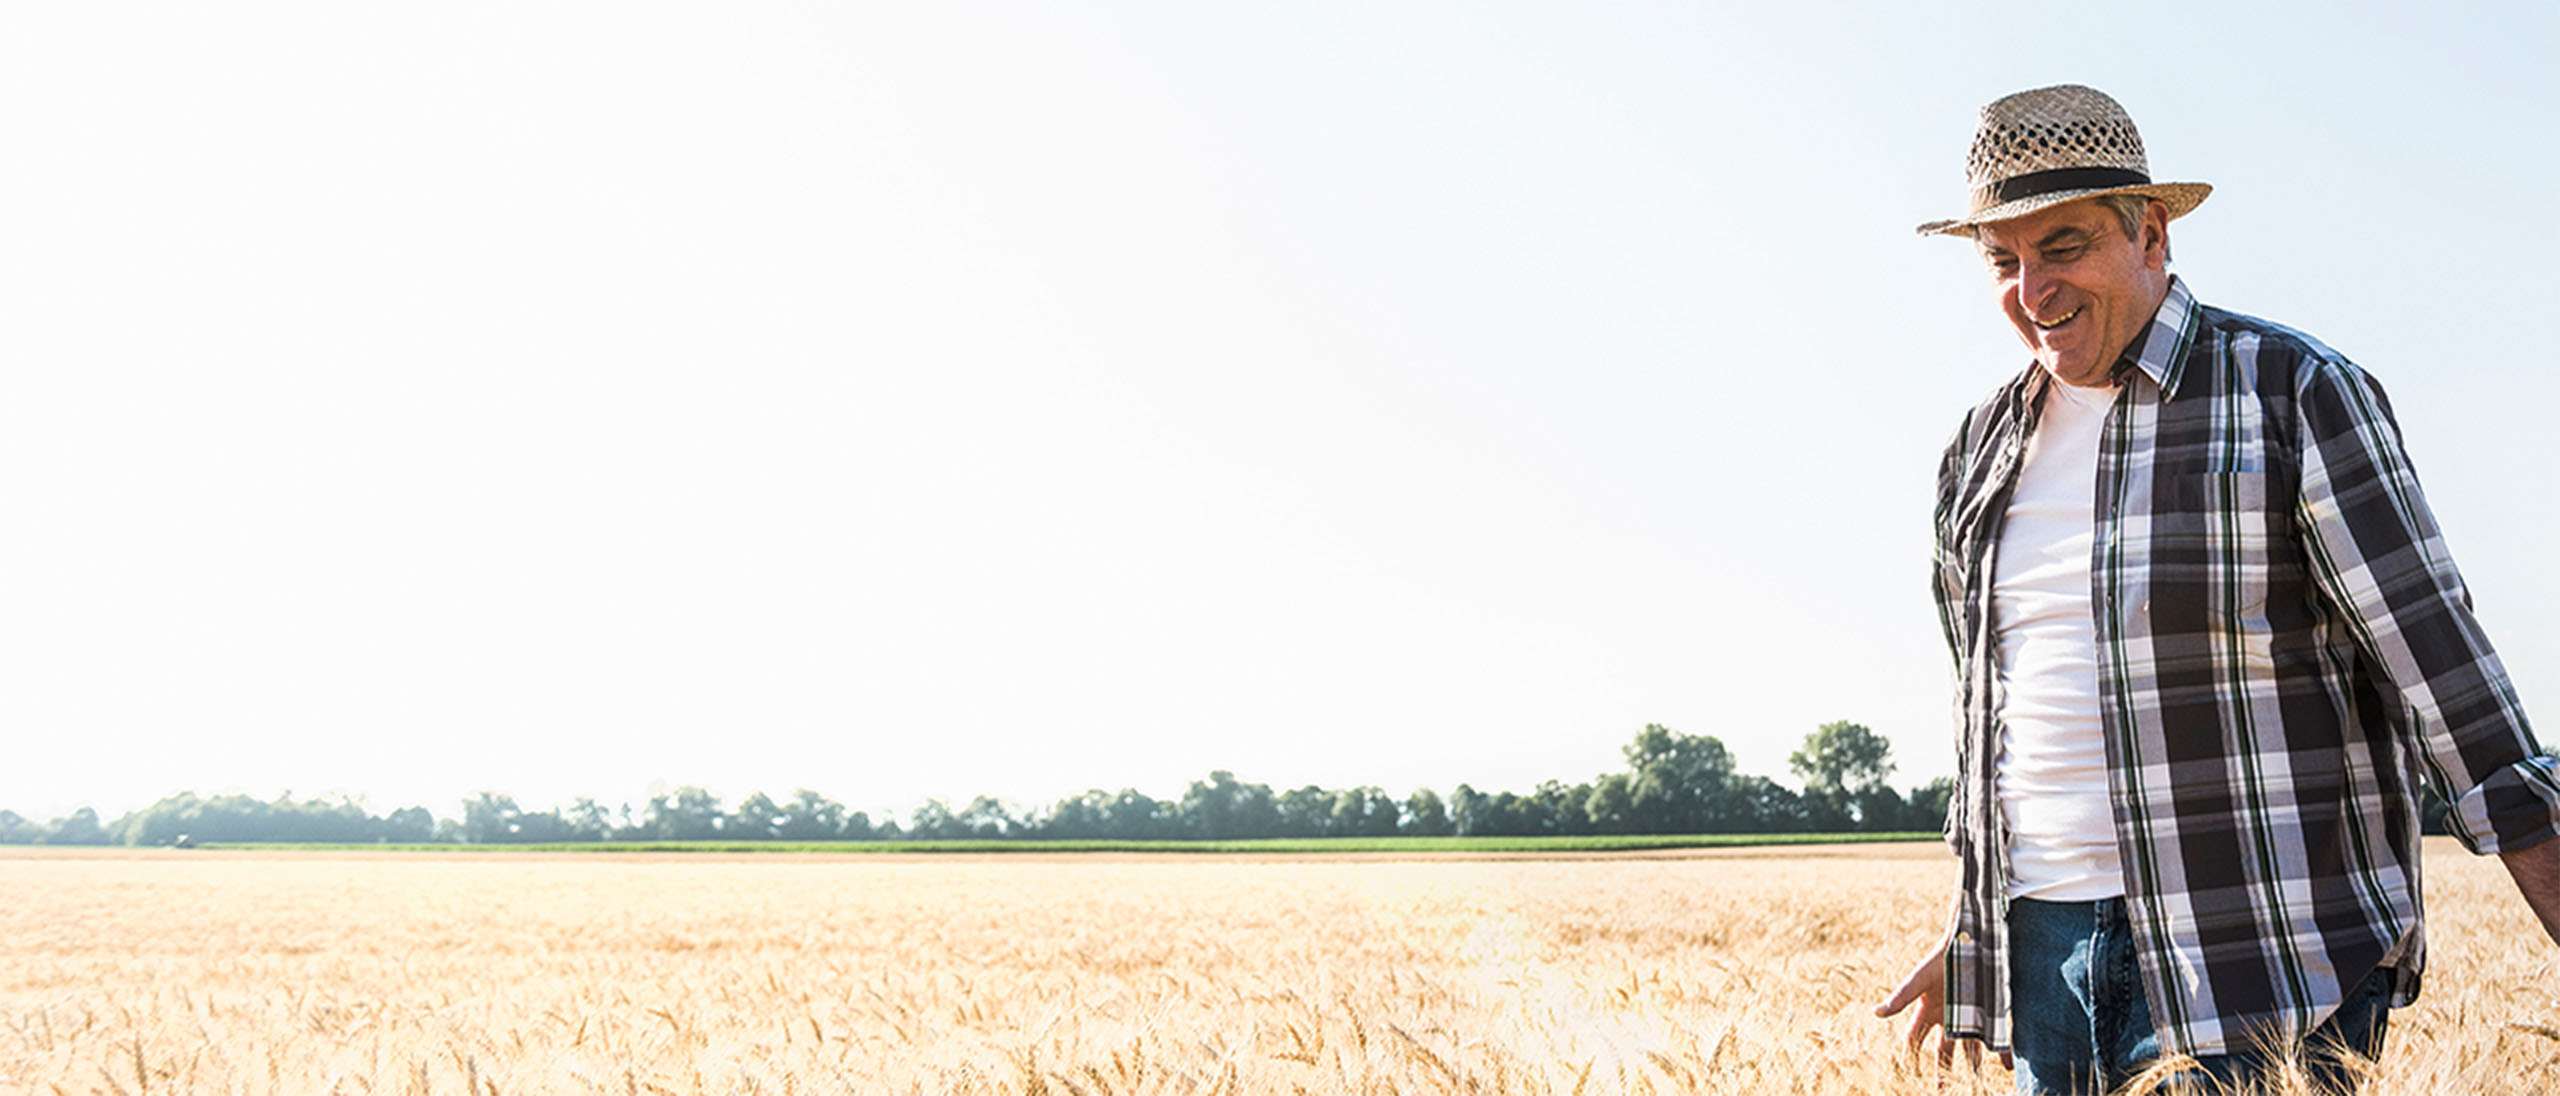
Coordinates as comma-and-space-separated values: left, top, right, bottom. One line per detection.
1, 840, 2552, 1095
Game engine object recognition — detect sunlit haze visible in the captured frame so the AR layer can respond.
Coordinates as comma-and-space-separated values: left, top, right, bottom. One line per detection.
5, 3, 2553, 824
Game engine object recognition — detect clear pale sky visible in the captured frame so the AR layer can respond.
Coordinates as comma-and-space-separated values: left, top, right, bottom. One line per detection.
4, 3, 2553, 824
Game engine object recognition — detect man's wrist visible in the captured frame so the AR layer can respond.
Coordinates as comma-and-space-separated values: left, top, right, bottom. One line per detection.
2496, 836, 2560, 946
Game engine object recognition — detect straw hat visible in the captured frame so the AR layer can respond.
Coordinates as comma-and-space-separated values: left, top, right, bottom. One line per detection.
1916, 85, 2209, 237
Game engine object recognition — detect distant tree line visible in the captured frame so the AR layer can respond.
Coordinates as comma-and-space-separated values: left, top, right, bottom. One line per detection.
5, 719, 2173, 847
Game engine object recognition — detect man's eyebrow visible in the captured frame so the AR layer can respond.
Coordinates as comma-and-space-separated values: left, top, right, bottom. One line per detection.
2034, 225, 2095, 249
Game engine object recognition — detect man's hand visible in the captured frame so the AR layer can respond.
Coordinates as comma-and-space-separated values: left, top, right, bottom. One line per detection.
2499, 835, 2560, 947
1874, 941, 2009, 1071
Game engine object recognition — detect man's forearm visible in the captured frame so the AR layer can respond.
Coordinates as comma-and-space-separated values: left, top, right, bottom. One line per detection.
2498, 836, 2560, 946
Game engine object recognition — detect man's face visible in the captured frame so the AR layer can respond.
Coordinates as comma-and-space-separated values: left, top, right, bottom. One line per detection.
1975, 198, 2171, 387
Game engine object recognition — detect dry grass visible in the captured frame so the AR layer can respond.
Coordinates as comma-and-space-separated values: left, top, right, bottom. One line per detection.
0, 839, 2549, 1094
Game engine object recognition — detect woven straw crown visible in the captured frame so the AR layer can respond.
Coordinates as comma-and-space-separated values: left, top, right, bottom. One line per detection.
1916, 85, 2209, 237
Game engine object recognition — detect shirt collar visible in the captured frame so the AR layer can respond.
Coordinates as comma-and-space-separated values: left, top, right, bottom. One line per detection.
2115, 274, 2201, 399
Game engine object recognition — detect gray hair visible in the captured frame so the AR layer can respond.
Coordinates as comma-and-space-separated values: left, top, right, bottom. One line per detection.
2093, 193, 2171, 261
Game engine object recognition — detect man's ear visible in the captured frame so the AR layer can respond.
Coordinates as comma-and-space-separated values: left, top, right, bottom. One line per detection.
2142, 200, 2172, 268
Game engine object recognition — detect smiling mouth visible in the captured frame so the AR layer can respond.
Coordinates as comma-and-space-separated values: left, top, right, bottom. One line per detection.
2033, 308, 2081, 331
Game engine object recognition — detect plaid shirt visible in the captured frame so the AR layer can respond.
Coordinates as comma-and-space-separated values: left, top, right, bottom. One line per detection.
1931, 275, 2560, 1056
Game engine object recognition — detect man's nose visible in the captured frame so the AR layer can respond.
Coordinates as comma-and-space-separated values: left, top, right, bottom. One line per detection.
2016, 260, 2060, 313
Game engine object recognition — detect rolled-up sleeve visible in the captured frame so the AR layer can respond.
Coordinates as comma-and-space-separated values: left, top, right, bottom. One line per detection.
2292, 357, 2560, 855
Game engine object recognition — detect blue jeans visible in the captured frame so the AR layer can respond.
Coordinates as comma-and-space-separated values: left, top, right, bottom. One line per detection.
2007, 897, 2392, 1095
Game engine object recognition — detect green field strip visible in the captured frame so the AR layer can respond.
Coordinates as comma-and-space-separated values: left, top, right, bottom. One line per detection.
184, 832, 1940, 854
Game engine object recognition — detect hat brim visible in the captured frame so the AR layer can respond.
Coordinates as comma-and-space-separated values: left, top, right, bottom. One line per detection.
1915, 181, 2211, 238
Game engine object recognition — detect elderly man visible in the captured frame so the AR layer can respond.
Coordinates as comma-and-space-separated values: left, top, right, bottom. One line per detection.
1874, 85, 2560, 1094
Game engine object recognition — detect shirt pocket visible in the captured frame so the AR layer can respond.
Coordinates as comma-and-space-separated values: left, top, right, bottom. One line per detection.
2162, 470, 2274, 621
2166, 468, 2267, 509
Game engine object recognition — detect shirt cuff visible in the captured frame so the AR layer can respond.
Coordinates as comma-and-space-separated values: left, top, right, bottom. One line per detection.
2448, 754, 2560, 856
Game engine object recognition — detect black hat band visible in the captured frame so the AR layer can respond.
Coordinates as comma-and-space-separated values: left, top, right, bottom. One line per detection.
1984, 166, 2152, 206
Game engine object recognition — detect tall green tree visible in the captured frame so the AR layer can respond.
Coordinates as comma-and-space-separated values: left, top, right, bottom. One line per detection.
1274, 785, 1332, 837
1584, 773, 1637, 834
1038, 790, 1110, 839
1790, 721, 1897, 828
1329, 787, 1399, 837
1400, 788, 1452, 836
563, 798, 613, 842
1791, 721, 1896, 794
510, 808, 580, 842
1622, 723, 1736, 832
1533, 781, 1594, 835
0, 811, 41, 843
1103, 789, 1164, 838
47, 807, 110, 845
1179, 771, 1276, 839
644, 787, 725, 840
776, 789, 847, 840
461, 792, 523, 843
382, 806, 439, 843
729, 792, 784, 840
908, 798, 960, 839
955, 796, 1017, 838
1449, 784, 1488, 836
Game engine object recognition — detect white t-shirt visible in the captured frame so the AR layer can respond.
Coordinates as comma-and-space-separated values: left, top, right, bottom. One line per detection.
1992, 376, 2126, 901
